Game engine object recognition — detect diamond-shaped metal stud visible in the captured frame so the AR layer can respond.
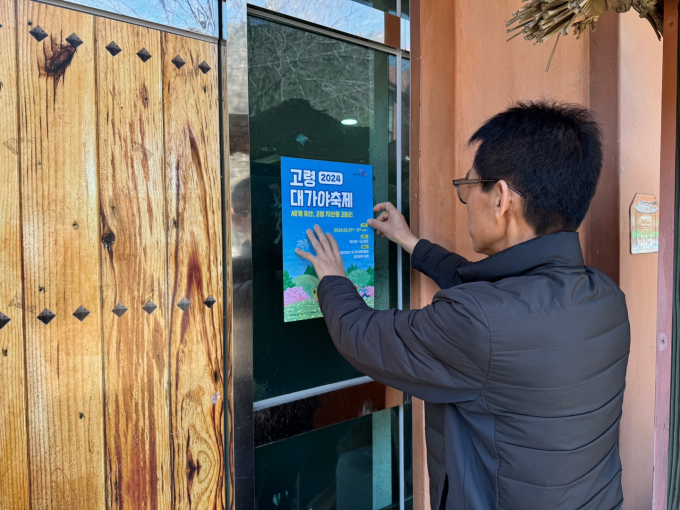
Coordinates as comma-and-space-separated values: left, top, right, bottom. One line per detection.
177, 297, 190, 311
29, 25, 48, 42
198, 60, 211, 74
137, 47, 152, 62
66, 33, 83, 49
37, 308, 56, 325
105, 41, 122, 57
112, 303, 128, 317
171, 55, 185, 69
72, 306, 90, 322
204, 296, 216, 309
0, 311, 10, 330
142, 300, 157, 315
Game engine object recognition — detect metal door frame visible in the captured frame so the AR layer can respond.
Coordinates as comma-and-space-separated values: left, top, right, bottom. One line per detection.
224, 1, 412, 508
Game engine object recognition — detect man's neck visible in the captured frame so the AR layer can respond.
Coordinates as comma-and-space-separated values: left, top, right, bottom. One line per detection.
484, 227, 537, 257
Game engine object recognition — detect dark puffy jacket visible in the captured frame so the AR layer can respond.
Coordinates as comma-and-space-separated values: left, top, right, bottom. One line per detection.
318, 232, 630, 510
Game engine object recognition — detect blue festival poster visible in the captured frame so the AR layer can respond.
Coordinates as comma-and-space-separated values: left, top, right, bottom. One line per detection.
281, 157, 375, 322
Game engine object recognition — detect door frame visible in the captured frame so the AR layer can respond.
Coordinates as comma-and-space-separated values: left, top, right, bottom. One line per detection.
653, 0, 679, 508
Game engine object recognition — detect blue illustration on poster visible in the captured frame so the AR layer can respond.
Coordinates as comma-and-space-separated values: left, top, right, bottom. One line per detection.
281, 157, 374, 322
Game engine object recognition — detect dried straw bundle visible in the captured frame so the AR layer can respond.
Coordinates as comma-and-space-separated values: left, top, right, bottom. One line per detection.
507, 0, 664, 69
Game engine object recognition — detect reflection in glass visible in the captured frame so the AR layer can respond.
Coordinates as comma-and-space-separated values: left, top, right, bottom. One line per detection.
247, 0, 389, 43
403, 403, 413, 507
247, 16, 402, 401
401, 18, 411, 52
58, 0, 217, 37
255, 404, 412, 509
401, 0, 410, 18
350, 0, 397, 15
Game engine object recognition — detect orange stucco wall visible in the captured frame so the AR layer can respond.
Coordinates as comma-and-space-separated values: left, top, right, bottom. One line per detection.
417, 0, 589, 301
413, 2, 662, 509
614, 11, 663, 510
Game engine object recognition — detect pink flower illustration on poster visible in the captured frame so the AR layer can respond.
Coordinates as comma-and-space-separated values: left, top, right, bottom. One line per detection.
284, 286, 311, 306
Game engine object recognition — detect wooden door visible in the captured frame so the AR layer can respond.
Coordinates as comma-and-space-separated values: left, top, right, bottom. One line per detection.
0, 1, 224, 508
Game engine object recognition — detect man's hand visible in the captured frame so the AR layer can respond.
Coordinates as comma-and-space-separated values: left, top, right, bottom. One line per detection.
368, 202, 420, 254
295, 225, 346, 281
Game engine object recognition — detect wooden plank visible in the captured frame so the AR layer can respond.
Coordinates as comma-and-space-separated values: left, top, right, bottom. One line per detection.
95, 18, 171, 510
16, 1, 105, 507
0, 1, 30, 508
653, 2, 679, 509
162, 33, 224, 509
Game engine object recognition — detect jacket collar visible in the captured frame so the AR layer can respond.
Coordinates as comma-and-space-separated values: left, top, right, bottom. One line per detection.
454, 231, 585, 284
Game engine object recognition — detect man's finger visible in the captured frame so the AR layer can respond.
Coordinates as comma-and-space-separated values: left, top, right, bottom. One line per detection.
327, 233, 345, 269
373, 202, 396, 213
295, 247, 315, 263
326, 232, 341, 257
369, 212, 389, 225
306, 228, 324, 254
314, 225, 330, 251
367, 212, 389, 230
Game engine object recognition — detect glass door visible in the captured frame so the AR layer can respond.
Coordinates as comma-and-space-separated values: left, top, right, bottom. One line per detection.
227, 2, 413, 508
246, 15, 400, 401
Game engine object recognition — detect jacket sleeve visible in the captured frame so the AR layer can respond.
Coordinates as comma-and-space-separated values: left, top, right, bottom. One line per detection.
412, 239, 472, 289
318, 275, 490, 404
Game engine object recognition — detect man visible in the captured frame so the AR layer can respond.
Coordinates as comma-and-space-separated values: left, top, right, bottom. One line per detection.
297, 101, 630, 509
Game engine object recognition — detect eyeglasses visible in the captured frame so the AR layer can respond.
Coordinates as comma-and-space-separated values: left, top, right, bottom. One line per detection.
452, 178, 526, 205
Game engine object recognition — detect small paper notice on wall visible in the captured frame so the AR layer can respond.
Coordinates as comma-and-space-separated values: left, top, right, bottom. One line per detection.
630, 193, 659, 255
281, 157, 374, 323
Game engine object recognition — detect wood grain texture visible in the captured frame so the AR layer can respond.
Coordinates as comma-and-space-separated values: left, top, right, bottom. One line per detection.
95, 18, 171, 510
163, 33, 224, 509
0, 2, 30, 508
17, 1, 105, 507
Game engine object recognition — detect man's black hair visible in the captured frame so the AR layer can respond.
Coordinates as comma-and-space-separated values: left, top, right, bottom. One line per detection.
468, 100, 603, 235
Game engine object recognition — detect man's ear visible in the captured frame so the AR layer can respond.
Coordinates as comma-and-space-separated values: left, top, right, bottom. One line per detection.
495, 180, 513, 217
